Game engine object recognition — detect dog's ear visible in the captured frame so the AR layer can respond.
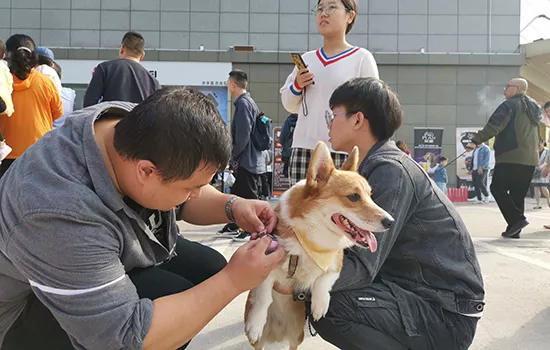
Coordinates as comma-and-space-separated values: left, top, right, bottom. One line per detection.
340, 146, 359, 172
306, 142, 334, 188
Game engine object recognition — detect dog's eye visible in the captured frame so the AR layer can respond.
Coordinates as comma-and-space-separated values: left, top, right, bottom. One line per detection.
347, 193, 361, 202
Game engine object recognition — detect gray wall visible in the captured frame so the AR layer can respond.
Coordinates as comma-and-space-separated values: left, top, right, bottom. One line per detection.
0, 0, 523, 186
0, 0, 520, 54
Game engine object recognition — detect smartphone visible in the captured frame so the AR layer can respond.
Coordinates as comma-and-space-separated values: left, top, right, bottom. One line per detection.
291, 53, 315, 85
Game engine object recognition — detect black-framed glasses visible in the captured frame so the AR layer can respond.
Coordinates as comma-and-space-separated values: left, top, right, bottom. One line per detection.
311, 4, 349, 16
505, 84, 518, 89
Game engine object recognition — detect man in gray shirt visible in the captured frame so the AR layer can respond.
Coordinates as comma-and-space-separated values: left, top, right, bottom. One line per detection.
0, 87, 284, 350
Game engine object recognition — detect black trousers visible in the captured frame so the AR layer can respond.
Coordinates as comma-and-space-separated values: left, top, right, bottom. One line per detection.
231, 167, 260, 200
490, 163, 535, 226
260, 172, 272, 198
2, 237, 227, 350
472, 170, 489, 200
0, 158, 15, 178
311, 283, 478, 350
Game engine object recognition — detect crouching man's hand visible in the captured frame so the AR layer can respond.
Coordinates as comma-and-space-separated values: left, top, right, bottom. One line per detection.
231, 199, 277, 237
224, 235, 285, 293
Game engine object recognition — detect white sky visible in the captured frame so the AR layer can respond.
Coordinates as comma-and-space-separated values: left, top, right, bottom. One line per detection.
521, 0, 550, 43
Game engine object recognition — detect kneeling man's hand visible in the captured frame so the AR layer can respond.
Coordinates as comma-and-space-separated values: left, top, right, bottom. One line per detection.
225, 235, 285, 292
232, 199, 277, 236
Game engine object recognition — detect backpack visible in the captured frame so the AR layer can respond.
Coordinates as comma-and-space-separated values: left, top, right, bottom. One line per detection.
252, 112, 273, 151
281, 114, 297, 163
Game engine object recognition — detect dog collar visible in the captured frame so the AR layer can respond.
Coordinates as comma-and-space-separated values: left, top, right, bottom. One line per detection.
293, 229, 339, 273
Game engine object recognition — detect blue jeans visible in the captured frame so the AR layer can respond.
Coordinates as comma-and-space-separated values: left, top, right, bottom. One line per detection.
435, 182, 447, 194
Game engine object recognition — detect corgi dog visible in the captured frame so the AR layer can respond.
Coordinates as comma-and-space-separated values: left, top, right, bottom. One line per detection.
244, 142, 395, 350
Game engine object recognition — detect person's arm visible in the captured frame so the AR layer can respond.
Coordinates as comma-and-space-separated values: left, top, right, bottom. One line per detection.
48, 80, 64, 121
472, 102, 512, 145
7, 215, 153, 350
231, 100, 254, 159
0, 95, 6, 114
145, 236, 283, 350
443, 167, 448, 184
481, 147, 491, 170
8, 212, 284, 350
181, 184, 277, 234
279, 118, 290, 146
280, 67, 303, 114
332, 161, 416, 291
360, 50, 380, 79
83, 65, 105, 107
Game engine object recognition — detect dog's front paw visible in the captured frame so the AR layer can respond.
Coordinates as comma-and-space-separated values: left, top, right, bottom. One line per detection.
311, 292, 330, 321
245, 321, 265, 344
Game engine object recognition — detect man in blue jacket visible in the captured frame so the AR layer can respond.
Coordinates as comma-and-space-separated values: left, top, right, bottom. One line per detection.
222, 70, 265, 242
471, 143, 491, 203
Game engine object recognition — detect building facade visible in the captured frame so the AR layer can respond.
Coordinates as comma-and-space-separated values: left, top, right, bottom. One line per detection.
0, 0, 523, 186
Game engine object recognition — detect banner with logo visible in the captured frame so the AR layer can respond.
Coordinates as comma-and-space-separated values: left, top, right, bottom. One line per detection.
413, 128, 444, 173
456, 128, 495, 186
272, 127, 291, 197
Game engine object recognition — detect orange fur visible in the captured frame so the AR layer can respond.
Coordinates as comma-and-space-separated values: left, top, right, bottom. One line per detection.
243, 142, 392, 349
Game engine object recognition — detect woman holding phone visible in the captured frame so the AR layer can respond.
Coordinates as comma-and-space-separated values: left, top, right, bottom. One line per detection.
280, 0, 378, 185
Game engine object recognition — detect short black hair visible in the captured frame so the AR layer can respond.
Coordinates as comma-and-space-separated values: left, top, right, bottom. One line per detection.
121, 31, 145, 57
329, 77, 403, 140
228, 70, 248, 89
114, 87, 231, 182
544, 101, 550, 110
440, 157, 448, 162
52, 61, 62, 79
38, 55, 54, 67
0, 40, 5, 59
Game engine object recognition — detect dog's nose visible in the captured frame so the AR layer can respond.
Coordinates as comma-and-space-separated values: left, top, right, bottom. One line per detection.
382, 216, 395, 229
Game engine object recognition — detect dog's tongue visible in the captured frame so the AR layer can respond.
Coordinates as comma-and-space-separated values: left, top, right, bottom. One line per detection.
365, 232, 377, 253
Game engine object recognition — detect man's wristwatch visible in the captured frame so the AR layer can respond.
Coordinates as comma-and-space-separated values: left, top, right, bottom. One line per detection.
225, 196, 240, 223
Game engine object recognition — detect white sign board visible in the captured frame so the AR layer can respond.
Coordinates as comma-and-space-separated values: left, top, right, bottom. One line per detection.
56, 60, 232, 87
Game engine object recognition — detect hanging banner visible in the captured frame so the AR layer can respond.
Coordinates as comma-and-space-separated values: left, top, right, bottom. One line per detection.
413, 128, 444, 173
272, 127, 291, 197
456, 128, 496, 186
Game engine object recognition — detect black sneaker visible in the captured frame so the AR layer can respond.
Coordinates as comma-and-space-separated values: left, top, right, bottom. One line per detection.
232, 231, 251, 242
216, 223, 240, 238
502, 220, 529, 238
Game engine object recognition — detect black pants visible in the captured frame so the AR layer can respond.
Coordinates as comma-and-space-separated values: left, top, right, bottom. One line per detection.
2, 237, 227, 350
0, 158, 15, 178
231, 167, 260, 200
260, 172, 272, 198
311, 283, 478, 350
490, 163, 535, 226
472, 170, 489, 200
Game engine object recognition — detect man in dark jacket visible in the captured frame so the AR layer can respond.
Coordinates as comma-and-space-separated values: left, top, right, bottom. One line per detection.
219, 70, 265, 242
83, 31, 160, 107
470, 78, 541, 238
302, 77, 484, 350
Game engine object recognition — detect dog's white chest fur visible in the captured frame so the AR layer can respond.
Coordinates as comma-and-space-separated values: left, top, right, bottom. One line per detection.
244, 237, 341, 348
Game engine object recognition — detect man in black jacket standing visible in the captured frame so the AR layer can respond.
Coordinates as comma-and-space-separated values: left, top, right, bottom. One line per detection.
300, 77, 484, 350
83, 31, 160, 107
218, 70, 265, 242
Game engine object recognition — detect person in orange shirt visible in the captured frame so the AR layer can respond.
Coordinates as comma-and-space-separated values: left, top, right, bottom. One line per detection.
0, 34, 63, 177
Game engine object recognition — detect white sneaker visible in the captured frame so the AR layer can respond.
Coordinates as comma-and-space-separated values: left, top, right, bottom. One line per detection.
0, 144, 12, 161
470, 199, 483, 204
